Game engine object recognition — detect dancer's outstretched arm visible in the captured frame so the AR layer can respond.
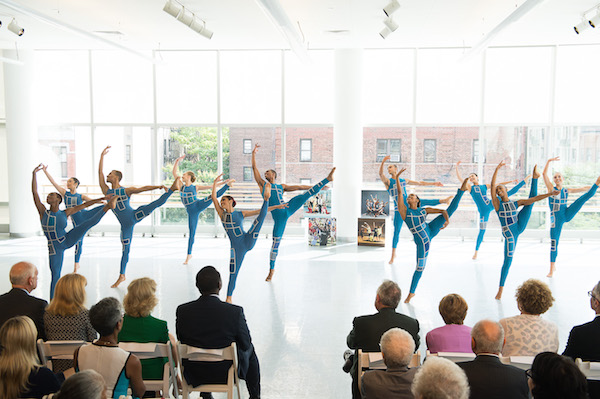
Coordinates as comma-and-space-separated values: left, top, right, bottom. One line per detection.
126, 185, 167, 196
211, 174, 225, 219
407, 178, 443, 187
490, 161, 504, 212
32, 164, 46, 219
251, 144, 266, 191
98, 146, 110, 195
543, 157, 559, 193
518, 190, 560, 207
379, 155, 391, 188
568, 186, 592, 194
64, 196, 111, 217
393, 168, 408, 220
455, 161, 465, 183
243, 203, 288, 217
41, 165, 67, 197
425, 207, 449, 229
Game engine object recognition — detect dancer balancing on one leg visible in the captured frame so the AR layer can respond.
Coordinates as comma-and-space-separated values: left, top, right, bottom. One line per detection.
394, 168, 469, 304
542, 156, 600, 277
211, 174, 288, 303
379, 155, 451, 264
33, 164, 117, 298
172, 155, 234, 264
98, 146, 182, 288
41, 165, 102, 273
455, 161, 530, 260
491, 161, 558, 300
251, 143, 335, 281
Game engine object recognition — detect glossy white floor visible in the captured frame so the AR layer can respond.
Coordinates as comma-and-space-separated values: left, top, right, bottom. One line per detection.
0, 233, 599, 398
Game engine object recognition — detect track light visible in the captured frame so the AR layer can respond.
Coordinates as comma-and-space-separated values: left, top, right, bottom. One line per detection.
176, 7, 194, 26
590, 10, 600, 27
163, 0, 182, 18
379, 27, 392, 39
190, 19, 214, 39
383, 18, 399, 32
8, 19, 23, 36
574, 19, 590, 34
383, 0, 400, 17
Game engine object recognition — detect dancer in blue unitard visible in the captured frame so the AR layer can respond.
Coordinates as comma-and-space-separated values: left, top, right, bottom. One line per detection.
172, 155, 233, 264
542, 156, 600, 277
33, 164, 117, 298
99, 146, 182, 288
491, 162, 558, 300
455, 160, 530, 260
212, 174, 288, 303
41, 165, 104, 273
394, 168, 470, 304
251, 143, 335, 281
379, 155, 452, 264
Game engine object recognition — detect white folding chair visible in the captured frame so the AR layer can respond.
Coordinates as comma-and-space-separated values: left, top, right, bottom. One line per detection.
576, 359, 600, 380
119, 342, 176, 398
37, 339, 86, 373
507, 355, 535, 370
436, 351, 476, 363
177, 342, 241, 399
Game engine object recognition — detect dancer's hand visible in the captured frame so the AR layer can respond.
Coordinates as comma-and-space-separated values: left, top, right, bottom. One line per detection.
441, 220, 449, 229
549, 156, 560, 163
213, 174, 223, 184
456, 160, 462, 167
275, 203, 288, 209
382, 155, 390, 162
176, 154, 185, 162
33, 164, 43, 174
433, 181, 443, 187
253, 144, 260, 154
496, 160, 506, 170
551, 189, 560, 196
224, 178, 235, 186
101, 146, 111, 157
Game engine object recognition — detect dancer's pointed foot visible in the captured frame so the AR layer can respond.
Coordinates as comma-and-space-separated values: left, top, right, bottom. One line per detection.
472, 251, 478, 260
171, 177, 183, 192
327, 167, 336, 182
547, 263, 556, 278
266, 269, 275, 282
495, 286, 504, 300
104, 195, 118, 211
111, 274, 126, 288
184, 254, 192, 265
404, 293, 415, 304
532, 165, 540, 179
263, 182, 271, 201
460, 178, 469, 191
596, 176, 600, 186
226, 296, 233, 304
74, 262, 80, 273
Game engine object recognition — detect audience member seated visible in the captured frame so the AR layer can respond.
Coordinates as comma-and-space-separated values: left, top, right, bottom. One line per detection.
361, 327, 418, 399
44, 273, 97, 373
0, 261, 48, 340
74, 297, 145, 399
176, 266, 261, 399
54, 369, 107, 399
118, 277, 176, 380
500, 279, 558, 356
527, 352, 588, 399
411, 357, 469, 399
0, 316, 61, 399
563, 280, 600, 397
426, 294, 471, 354
457, 319, 529, 399
346, 280, 420, 399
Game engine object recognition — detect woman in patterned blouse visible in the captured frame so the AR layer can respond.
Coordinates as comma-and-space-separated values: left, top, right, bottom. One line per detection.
500, 279, 558, 356
44, 273, 97, 372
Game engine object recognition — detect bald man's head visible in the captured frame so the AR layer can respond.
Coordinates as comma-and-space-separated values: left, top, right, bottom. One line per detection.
471, 319, 504, 354
9, 262, 38, 292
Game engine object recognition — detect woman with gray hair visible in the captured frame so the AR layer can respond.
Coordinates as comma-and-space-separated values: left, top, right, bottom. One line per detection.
54, 370, 107, 399
411, 357, 470, 399
73, 297, 145, 399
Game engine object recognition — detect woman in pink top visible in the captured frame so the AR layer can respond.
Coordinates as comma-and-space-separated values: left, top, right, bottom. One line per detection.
426, 294, 472, 354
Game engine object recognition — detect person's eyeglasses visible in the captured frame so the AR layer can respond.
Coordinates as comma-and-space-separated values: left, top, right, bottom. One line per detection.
588, 291, 599, 301
525, 369, 533, 379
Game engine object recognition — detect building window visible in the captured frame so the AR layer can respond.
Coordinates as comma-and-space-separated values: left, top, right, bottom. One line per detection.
472, 139, 480, 163
243, 167, 252, 181
300, 178, 311, 185
423, 139, 436, 163
125, 144, 132, 164
52, 146, 68, 178
300, 139, 312, 162
376, 139, 401, 162
243, 139, 252, 154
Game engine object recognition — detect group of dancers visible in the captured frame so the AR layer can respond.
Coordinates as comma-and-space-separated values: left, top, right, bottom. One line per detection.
379, 156, 600, 302
33, 143, 598, 303
33, 144, 335, 302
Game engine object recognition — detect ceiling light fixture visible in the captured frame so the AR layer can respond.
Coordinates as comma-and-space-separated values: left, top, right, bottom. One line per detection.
383, 18, 399, 32
7, 18, 23, 36
163, 0, 213, 40
379, 27, 392, 39
383, 0, 400, 17
589, 9, 600, 28
163, 0, 182, 18
575, 18, 590, 34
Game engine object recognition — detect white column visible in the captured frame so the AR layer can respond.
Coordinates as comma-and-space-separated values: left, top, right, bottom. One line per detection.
4, 49, 40, 237
333, 49, 363, 242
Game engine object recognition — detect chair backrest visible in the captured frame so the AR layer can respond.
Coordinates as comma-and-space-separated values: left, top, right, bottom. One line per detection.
576, 359, 600, 380
118, 342, 176, 398
37, 339, 86, 370
177, 342, 241, 399
507, 355, 535, 370
436, 351, 476, 363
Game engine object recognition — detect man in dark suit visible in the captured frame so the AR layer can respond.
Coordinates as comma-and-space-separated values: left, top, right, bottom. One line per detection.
457, 319, 529, 399
346, 280, 420, 399
0, 261, 47, 340
176, 266, 260, 399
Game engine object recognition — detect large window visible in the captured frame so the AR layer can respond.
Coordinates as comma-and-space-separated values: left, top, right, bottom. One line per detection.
376, 139, 401, 163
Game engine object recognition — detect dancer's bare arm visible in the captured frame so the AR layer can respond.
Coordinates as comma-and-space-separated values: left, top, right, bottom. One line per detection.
379, 155, 391, 188
490, 161, 504, 212
425, 208, 449, 229
126, 185, 166, 196
517, 190, 560, 206
543, 157, 559, 192
211, 174, 225, 219
242, 203, 288, 217
251, 144, 266, 190
32, 165, 46, 219
98, 146, 110, 195
41, 165, 67, 197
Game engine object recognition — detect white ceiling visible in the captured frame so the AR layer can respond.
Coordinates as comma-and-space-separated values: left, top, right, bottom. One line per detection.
0, 0, 599, 52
